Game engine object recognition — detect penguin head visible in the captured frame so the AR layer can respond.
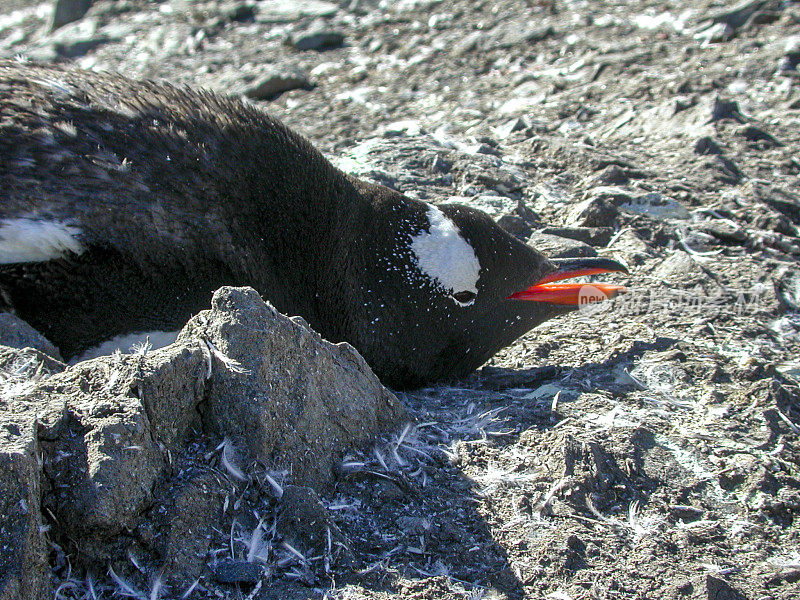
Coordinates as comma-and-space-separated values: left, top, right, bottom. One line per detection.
345, 194, 627, 389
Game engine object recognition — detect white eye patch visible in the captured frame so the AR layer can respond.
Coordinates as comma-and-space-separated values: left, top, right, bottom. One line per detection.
410, 205, 481, 306
0, 218, 83, 264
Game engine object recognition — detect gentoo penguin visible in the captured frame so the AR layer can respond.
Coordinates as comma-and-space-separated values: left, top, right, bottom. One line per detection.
0, 60, 627, 389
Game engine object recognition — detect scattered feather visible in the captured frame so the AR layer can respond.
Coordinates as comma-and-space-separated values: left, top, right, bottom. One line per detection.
204, 339, 248, 374
220, 437, 247, 482
108, 566, 145, 599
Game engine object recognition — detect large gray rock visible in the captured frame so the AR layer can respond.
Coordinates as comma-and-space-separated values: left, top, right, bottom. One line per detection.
0, 396, 49, 600
0, 313, 62, 360
36, 342, 207, 558
180, 286, 405, 490
0, 345, 66, 599
0, 286, 403, 584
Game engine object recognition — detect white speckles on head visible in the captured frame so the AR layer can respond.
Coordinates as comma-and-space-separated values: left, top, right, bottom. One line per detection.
0, 218, 83, 264
410, 205, 481, 306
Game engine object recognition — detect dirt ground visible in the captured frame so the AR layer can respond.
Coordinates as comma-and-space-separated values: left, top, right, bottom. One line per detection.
1, 0, 799, 598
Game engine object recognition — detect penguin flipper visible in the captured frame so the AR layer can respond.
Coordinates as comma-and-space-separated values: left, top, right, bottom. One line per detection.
0, 242, 221, 359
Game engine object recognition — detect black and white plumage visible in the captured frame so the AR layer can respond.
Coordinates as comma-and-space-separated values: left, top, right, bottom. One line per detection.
0, 61, 626, 389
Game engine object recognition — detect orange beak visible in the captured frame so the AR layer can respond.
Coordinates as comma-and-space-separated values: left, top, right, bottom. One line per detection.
507, 257, 629, 306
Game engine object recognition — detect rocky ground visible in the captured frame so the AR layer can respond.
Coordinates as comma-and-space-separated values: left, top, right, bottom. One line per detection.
1, 0, 799, 598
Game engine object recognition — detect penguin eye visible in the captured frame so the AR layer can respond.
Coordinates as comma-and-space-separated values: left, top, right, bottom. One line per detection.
452, 290, 477, 305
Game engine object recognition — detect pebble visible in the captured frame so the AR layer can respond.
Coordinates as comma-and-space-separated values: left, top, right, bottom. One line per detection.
383, 120, 423, 137
698, 220, 747, 244
709, 96, 745, 123
594, 164, 629, 185
618, 192, 690, 221
493, 117, 528, 140
51, 0, 91, 31
539, 226, 615, 246
527, 232, 597, 258
243, 67, 313, 100
223, 2, 256, 23
567, 196, 620, 228
46, 16, 111, 58
213, 560, 263, 585
778, 36, 800, 72
489, 22, 554, 49
694, 137, 723, 155
704, 574, 747, 600
255, 0, 338, 23
738, 124, 781, 147
290, 22, 345, 51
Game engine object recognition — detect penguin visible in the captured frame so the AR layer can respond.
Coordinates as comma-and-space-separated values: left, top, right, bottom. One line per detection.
0, 60, 627, 389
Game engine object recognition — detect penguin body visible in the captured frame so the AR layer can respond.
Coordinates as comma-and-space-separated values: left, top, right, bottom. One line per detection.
0, 61, 626, 388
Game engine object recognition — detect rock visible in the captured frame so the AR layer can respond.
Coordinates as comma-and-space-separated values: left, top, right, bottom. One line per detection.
0, 285, 402, 582
776, 271, 800, 312
697, 220, 748, 244
289, 22, 345, 51
453, 30, 487, 56
489, 22, 554, 49
332, 136, 454, 191
0, 346, 65, 385
383, 119, 424, 137
47, 17, 110, 58
0, 313, 61, 360
213, 559, 263, 585
618, 192, 690, 221
277, 485, 352, 565
709, 96, 746, 123
653, 251, 706, 286
566, 192, 622, 228
222, 1, 256, 23
527, 232, 597, 258
50, 0, 92, 32
738, 124, 781, 147
430, 154, 448, 172
594, 164, 629, 185
53, 35, 109, 58
704, 0, 767, 31
151, 471, 226, 587
0, 396, 50, 600
467, 195, 538, 237
668, 505, 704, 523
452, 153, 527, 194
242, 67, 313, 100
707, 155, 745, 185
180, 287, 405, 490
427, 13, 453, 30
36, 342, 207, 559
779, 36, 800, 72
469, 142, 500, 157
538, 226, 614, 246
493, 117, 528, 140
694, 22, 734, 45
703, 574, 747, 600
607, 229, 653, 265
752, 183, 800, 226
254, 0, 338, 23
673, 96, 695, 114
694, 137, 723, 155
